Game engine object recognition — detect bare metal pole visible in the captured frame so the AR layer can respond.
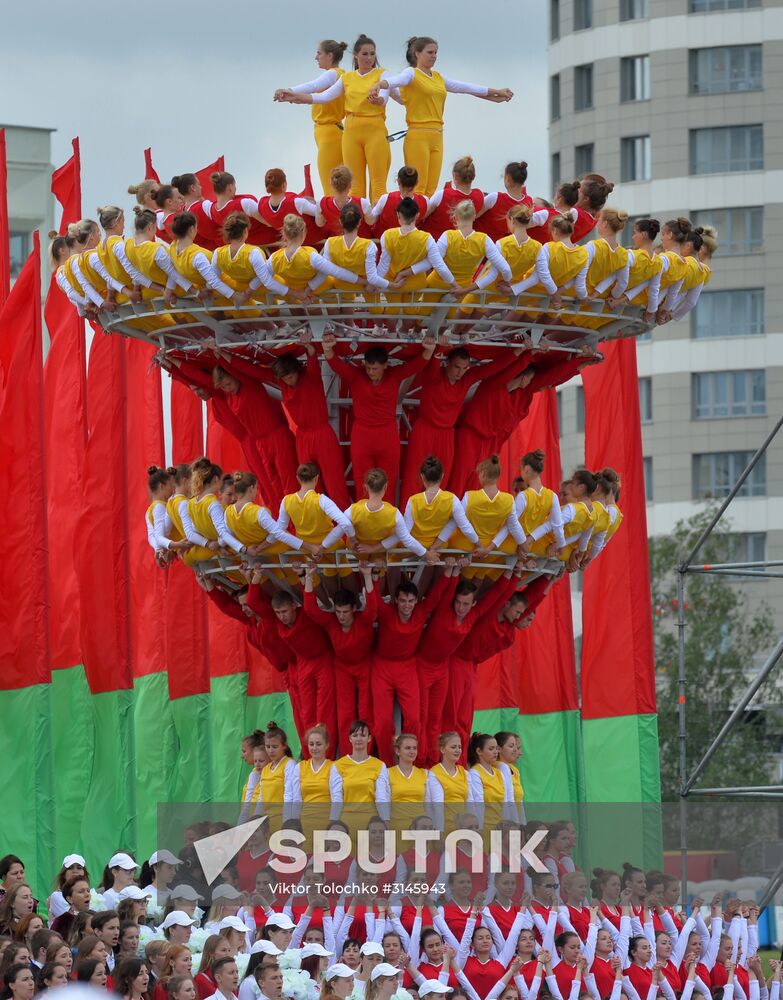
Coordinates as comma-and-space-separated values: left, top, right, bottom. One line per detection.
677, 568, 688, 902
681, 634, 783, 795
758, 858, 783, 910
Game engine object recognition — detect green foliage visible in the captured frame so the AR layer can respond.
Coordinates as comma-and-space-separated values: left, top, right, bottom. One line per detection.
650, 507, 777, 807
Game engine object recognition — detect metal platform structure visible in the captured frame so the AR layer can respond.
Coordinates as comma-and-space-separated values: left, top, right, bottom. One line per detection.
676, 414, 783, 906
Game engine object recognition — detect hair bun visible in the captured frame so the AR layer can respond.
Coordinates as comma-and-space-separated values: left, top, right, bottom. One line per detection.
520, 161, 528, 169
210, 172, 221, 183
170, 175, 181, 187
48, 230, 59, 240
147, 465, 160, 475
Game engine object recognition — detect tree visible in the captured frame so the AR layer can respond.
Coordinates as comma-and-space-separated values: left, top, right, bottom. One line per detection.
650, 508, 777, 814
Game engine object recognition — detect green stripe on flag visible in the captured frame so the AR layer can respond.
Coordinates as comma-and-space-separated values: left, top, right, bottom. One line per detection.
134, 673, 177, 861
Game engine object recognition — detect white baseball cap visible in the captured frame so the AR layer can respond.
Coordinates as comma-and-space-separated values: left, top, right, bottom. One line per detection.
301, 944, 334, 959
324, 964, 355, 981
149, 850, 183, 866
264, 913, 295, 930
419, 983, 452, 998
62, 854, 86, 869
160, 910, 196, 930
169, 884, 204, 901
359, 942, 384, 957
211, 884, 243, 901
108, 852, 137, 870
218, 916, 248, 933
370, 963, 401, 982
118, 886, 152, 901
250, 941, 282, 956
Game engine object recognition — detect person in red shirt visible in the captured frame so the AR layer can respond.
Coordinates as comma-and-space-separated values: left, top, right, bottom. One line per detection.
322, 331, 436, 497
422, 156, 484, 240
372, 573, 449, 766
171, 172, 221, 250
316, 164, 373, 237
246, 579, 335, 744
461, 925, 507, 998
255, 167, 323, 248
476, 161, 533, 242
400, 346, 523, 504
366, 166, 429, 236
236, 337, 350, 510
302, 561, 377, 755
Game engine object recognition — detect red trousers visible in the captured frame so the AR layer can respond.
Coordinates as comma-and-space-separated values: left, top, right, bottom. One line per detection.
350, 423, 400, 502
449, 425, 490, 497
296, 653, 336, 747
445, 655, 478, 766
372, 655, 421, 766
257, 425, 300, 510
401, 421, 455, 506
296, 425, 351, 511
334, 656, 374, 756
418, 658, 449, 768
283, 662, 304, 744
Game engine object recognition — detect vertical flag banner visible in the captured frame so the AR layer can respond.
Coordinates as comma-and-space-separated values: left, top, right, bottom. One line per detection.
52, 138, 82, 235
144, 148, 160, 184
196, 156, 225, 202
0, 129, 10, 304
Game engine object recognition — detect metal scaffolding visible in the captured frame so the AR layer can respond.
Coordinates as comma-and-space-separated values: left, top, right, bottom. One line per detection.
677, 413, 783, 897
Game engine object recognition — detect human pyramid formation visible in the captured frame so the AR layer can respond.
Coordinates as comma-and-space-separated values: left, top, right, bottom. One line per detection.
0, 845, 778, 1000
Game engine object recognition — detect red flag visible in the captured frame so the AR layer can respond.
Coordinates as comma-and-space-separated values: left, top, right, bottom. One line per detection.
0, 233, 50, 687
144, 148, 160, 184
76, 330, 133, 694
581, 340, 656, 718
52, 138, 82, 235
206, 406, 244, 473
196, 156, 225, 202
44, 142, 86, 670
0, 130, 10, 304
299, 164, 314, 198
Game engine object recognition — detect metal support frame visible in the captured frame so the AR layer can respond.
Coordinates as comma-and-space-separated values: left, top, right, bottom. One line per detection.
676, 414, 783, 904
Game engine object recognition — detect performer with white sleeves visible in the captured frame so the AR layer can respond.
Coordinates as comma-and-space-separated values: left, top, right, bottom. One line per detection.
283, 724, 343, 822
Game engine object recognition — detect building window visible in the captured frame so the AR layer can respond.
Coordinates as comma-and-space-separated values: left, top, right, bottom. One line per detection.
574, 143, 594, 176
621, 135, 651, 181
690, 125, 763, 174
639, 377, 652, 423
620, 0, 648, 18
690, 45, 762, 94
551, 0, 560, 40
576, 386, 585, 432
551, 152, 561, 188
550, 74, 561, 121
621, 55, 650, 101
690, 0, 760, 10
643, 457, 653, 502
574, 64, 593, 110
691, 207, 762, 255
724, 532, 766, 565
693, 451, 766, 499
10, 232, 30, 282
574, 0, 592, 29
692, 289, 764, 338
692, 371, 766, 418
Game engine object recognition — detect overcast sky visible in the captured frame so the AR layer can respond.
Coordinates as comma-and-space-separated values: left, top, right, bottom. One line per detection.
1, 0, 549, 217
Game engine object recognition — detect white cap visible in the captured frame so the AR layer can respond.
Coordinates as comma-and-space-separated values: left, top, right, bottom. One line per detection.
169, 884, 204, 901
118, 886, 152, 901
62, 854, 86, 869
149, 850, 183, 866
108, 852, 137, 870
211, 884, 243, 901
160, 910, 196, 930
370, 963, 401, 982
264, 912, 295, 930
250, 941, 282, 957
324, 964, 355, 981
419, 983, 452, 998
359, 942, 384, 958
301, 944, 334, 959
218, 916, 248, 933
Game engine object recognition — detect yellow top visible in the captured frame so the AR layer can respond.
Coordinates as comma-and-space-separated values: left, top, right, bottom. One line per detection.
518, 486, 558, 535
78, 248, 109, 293
399, 69, 448, 127
532, 241, 589, 286
441, 229, 491, 284
125, 238, 169, 286
214, 243, 263, 290
225, 502, 287, 554
409, 490, 456, 549
627, 248, 663, 289
166, 494, 186, 542
326, 235, 373, 276
681, 255, 707, 291
313, 67, 346, 126
587, 500, 612, 553
61, 257, 84, 295
169, 241, 211, 286
429, 763, 469, 802
508, 762, 524, 804
605, 504, 624, 543
450, 489, 514, 549
96, 235, 131, 287
586, 239, 628, 293
383, 228, 431, 277
343, 67, 386, 118
282, 491, 338, 545
471, 764, 506, 803
189, 494, 219, 541
349, 500, 397, 545
659, 251, 688, 290
561, 501, 596, 560
146, 500, 165, 527
479, 234, 541, 287
260, 758, 289, 804
269, 246, 318, 290
335, 755, 384, 802
299, 759, 336, 802
389, 765, 428, 803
